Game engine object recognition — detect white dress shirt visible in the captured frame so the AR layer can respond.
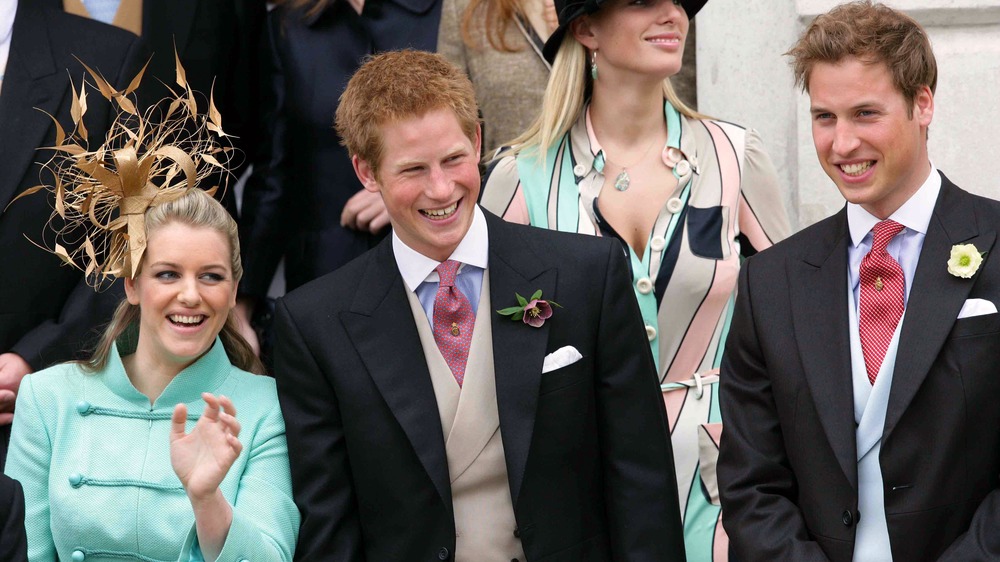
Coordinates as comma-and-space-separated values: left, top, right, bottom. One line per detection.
393, 205, 489, 329
0, 0, 17, 95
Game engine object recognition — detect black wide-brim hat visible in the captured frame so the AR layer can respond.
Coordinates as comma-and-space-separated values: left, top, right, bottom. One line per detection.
542, 0, 708, 63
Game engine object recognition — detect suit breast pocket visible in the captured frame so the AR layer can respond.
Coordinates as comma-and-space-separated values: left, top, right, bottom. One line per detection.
949, 312, 1000, 339
538, 361, 589, 395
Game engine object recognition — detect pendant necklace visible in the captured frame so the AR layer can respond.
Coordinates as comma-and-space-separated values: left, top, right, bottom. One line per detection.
603, 136, 661, 192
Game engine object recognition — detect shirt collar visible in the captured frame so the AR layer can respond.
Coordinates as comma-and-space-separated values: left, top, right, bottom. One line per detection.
0, 0, 16, 81
848, 165, 941, 247
392, 205, 489, 292
578, 99, 693, 175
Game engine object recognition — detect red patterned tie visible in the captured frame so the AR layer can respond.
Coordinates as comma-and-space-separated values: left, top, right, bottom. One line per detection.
433, 260, 475, 387
859, 220, 906, 385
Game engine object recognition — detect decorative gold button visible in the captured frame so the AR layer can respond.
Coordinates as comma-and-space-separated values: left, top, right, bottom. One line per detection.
875, 277, 883, 291
666, 197, 684, 214
451, 323, 460, 336
645, 325, 658, 341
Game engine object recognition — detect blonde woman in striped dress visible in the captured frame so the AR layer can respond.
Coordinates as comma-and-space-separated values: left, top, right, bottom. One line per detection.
481, 0, 791, 558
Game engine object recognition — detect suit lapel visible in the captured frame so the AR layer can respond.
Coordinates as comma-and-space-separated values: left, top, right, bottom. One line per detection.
486, 214, 556, 506
884, 177, 995, 440
788, 210, 858, 488
0, 4, 66, 210
341, 240, 452, 509
143, 0, 198, 59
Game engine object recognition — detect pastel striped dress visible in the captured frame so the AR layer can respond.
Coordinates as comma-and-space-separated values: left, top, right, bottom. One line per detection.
481, 100, 791, 562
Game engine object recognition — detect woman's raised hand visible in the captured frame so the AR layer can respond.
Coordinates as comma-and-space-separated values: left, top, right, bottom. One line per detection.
170, 393, 242, 500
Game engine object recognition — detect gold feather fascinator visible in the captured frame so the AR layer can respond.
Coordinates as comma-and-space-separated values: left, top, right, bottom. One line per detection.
11, 53, 234, 288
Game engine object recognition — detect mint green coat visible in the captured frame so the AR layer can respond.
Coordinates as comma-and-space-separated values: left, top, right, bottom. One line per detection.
4, 338, 299, 561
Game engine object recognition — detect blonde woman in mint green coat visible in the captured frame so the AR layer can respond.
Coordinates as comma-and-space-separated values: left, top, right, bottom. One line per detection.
5, 189, 300, 561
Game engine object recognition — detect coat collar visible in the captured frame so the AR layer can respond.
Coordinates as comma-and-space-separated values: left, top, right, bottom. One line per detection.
0, 1, 65, 210
341, 208, 556, 508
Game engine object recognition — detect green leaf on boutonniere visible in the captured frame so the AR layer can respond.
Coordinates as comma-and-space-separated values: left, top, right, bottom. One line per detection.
497, 306, 525, 315
529, 289, 543, 301
516, 293, 528, 307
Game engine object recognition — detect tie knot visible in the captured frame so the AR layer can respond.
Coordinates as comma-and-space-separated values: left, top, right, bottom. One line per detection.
435, 260, 461, 287
871, 220, 905, 252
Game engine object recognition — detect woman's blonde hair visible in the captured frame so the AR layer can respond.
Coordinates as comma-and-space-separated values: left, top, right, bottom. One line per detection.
83, 189, 265, 375
505, 32, 706, 158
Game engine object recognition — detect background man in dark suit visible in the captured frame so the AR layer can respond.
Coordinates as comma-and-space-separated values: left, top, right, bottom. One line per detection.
0, 0, 146, 470
0, 473, 27, 562
275, 50, 685, 561
718, 2, 1000, 560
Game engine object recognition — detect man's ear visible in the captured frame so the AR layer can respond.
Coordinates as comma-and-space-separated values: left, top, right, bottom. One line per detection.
474, 123, 482, 159
913, 84, 934, 129
352, 154, 381, 193
571, 16, 598, 51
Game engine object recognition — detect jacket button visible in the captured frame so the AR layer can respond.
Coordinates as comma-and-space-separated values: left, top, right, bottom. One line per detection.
68, 473, 84, 488
71, 550, 85, 562
513, 527, 520, 538
666, 197, 684, 214
76, 401, 91, 415
636, 277, 653, 295
437, 547, 450, 560
573, 164, 587, 177
842, 509, 854, 527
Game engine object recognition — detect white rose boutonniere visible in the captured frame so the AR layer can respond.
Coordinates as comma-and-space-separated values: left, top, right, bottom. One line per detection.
947, 243, 986, 278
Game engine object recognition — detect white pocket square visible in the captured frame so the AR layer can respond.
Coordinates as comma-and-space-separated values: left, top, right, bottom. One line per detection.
542, 346, 583, 374
957, 298, 998, 319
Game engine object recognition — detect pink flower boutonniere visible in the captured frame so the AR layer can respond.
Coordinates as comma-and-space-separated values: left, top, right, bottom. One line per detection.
497, 290, 562, 328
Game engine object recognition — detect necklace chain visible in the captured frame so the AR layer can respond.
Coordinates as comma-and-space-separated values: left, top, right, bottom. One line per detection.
602, 136, 661, 192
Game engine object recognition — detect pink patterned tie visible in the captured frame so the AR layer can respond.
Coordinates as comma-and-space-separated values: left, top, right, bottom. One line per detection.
859, 220, 906, 385
433, 260, 474, 387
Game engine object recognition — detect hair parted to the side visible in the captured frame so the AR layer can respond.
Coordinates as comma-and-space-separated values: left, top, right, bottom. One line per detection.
787, 0, 937, 116
84, 188, 265, 375
335, 50, 480, 175
504, 29, 705, 159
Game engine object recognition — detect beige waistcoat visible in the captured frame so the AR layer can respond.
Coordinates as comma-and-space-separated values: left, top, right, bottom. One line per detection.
406, 273, 526, 562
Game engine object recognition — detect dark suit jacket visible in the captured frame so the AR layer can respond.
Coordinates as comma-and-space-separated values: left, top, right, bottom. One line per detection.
718, 174, 1000, 561
275, 210, 685, 561
0, 474, 27, 562
41, 0, 266, 216
239, 0, 441, 299
0, 2, 147, 469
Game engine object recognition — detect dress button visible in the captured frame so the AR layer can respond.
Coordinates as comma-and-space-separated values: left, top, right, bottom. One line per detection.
841, 509, 854, 527
573, 164, 587, 177
437, 547, 450, 560
650, 236, 665, 252
68, 473, 84, 488
675, 159, 692, 176
664, 147, 683, 167
71, 550, 85, 562
645, 325, 657, 342
636, 277, 653, 295
75, 401, 91, 415
666, 197, 683, 214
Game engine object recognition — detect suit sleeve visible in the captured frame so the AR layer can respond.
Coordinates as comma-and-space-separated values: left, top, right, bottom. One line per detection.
717, 262, 830, 561
0, 474, 27, 562
937, 491, 1000, 558
274, 298, 364, 561
238, 11, 291, 301
3, 375, 57, 560
594, 241, 686, 561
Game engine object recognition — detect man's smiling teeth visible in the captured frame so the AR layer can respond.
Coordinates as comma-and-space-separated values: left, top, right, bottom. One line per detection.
169, 315, 205, 325
840, 161, 873, 176
422, 202, 457, 219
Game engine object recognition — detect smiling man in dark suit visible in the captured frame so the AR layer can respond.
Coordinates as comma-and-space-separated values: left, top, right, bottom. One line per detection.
274, 50, 685, 562
719, 2, 1000, 561
0, 0, 146, 470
